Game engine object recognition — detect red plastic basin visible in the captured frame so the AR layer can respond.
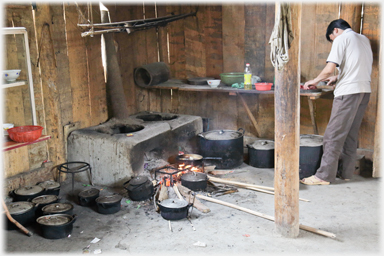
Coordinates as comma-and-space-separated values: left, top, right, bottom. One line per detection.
7, 125, 44, 143
255, 82, 273, 91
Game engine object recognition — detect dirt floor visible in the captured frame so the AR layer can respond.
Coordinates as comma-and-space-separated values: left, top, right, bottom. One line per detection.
1, 163, 381, 255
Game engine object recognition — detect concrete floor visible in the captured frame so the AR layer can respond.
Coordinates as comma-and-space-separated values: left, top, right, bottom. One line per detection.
2, 163, 381, 255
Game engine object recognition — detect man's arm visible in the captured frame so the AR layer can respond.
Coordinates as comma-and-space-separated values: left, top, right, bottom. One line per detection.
303, 62, 337, 89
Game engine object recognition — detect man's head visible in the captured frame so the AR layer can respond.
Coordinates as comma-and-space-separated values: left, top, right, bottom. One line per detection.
326, 19, 351, 42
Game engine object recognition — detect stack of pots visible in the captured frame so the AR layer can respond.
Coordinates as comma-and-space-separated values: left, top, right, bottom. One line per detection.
198, 128, 245, 169
299, 134, 324, 179
247, 139, 275, 168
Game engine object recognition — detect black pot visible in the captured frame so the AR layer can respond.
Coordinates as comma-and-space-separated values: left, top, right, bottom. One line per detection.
124, 176, 154, 201
247, 140, 275, 168
5, 201, 37, 230
180, 172, 208, 191
42, 203, 74, 216
37, 180, 61, 196
95, 195, 122, 214
176, 153, 222, 169
31, 195, 59, 217
78, 188, 100, 206
198, 128, 245, 169
36, 214, 77, 239
299, 134, 324, 180
157, 199, 192, 220
12, 185, 45, 202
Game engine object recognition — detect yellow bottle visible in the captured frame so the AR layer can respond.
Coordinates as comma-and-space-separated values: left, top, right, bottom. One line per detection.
244, 63, 252, 90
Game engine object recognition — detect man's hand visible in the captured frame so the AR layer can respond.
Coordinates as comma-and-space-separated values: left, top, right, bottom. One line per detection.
325, 75, 338, 88
302, 80, 318, 90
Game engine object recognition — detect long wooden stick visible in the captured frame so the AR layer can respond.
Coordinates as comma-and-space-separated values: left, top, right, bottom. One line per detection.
172, 185, 184, 200
237, 93, 260, 137
208, 175, 274, 191
244, 186, 310, 202
196, 194, 336, 238
1, 199, 33, 237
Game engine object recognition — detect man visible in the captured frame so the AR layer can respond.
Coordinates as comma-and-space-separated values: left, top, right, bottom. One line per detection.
300, 19, 372, 185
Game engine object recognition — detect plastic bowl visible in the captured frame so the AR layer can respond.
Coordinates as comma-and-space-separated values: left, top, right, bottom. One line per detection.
219, 72, 244, 86
3, 123, 14, 135
255, 82, 273, 91
7, 125, 44, 143
3, 70, 21, 83
207, 80, 221, 88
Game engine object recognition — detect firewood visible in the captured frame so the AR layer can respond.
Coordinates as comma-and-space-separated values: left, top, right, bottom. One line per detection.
176, 184, 211, 213
172, 185, 184, 200
158, 184, 169, 202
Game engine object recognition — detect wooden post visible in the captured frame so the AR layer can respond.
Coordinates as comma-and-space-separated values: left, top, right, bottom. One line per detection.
339, 3, 363, 32
274, 3, 301, 238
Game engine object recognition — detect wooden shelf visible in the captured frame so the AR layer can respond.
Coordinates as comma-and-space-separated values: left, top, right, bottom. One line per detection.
2, 80, 26, 89
3, 135, 51, 151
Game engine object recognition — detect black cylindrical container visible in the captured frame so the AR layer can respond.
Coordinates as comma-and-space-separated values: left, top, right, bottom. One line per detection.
124, 176, 154, 201
78, 188, 100, 206
31, 195, 59, 217
180, 172, 208, 191
247, 140, 275, 168
299, 134, 324, 179
37, 180, 61, 196
42, 203, 74, 216
198, 128, 244, 169
12, 185, 45, 202
5, 201, 37, 230
36, 214, 77, 239
95, 195, 122, 214
134, 62, 170, 87
157, 199, 192, 220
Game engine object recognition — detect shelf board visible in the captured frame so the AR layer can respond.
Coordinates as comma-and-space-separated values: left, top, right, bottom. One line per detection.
2, 80, 26, 89
3, 135, 51, 151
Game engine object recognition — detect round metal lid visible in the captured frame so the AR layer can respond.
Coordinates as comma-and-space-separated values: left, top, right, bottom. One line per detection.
14, 185, 44, 196
37, 214, 72, 226
78, 188, 100, 198
32, 195, 58, 205
129, 176, 149, 186
200, 130, 243, 140
38, 180, 60, 190
42, 203, 73, 213
248, 140, 275, 150
178, 154, 203, 161
7, 201, 34, 215
95, 195, 122, 204
181, 172, 207, 182
159, 198, 188, 208
300, 134, 323, 147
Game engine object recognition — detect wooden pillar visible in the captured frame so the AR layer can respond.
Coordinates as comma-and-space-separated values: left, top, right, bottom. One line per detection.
339, 3, 362, 32
274, 2, 301, 238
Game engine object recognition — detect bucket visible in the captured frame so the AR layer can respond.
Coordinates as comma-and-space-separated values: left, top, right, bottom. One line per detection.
134, 62, 170, 87
299, 134, 323, 179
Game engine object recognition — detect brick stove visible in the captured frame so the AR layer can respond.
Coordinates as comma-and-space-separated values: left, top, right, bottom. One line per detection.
67, 112, 203, 187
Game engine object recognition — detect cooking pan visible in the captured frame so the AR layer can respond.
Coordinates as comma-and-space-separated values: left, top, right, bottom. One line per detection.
176, 153, 221, 167
180, 172, 208, 191
157, 199, 193, 220
36, 214, 77, 239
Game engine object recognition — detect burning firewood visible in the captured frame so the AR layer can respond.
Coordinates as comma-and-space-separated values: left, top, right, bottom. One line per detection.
176, 184, 211, 213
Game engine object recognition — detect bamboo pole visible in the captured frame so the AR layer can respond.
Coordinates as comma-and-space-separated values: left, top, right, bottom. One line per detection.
244, 186, 310, 202
196, 194, 336, 239
207, 175, 274, 191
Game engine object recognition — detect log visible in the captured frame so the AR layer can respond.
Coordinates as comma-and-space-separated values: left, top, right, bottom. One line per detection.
237, 92, 261, 137
158, 184, 169, 202
196, 194, 336, 238
172, 184, 183, 200
177, 184, 211, 213
207, 175, 274, 191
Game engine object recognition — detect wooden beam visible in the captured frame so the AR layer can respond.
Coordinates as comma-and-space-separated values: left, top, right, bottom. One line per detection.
273, 3, 301, 238
339, 3, 363, 33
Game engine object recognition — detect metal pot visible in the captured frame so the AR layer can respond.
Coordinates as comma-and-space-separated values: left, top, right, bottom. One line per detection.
176, 153, 222, 168
37, 180, 61, 196
78, 188, 100, 206
123, 176, 154, 201
5, 201, 38, 230
180, 172, 208, 191
12, 185, 45, 202
95, 194, 122, 214
157, 199, 193, 220
36, 214, 77, 239
198, 128, 245, 169
299, 134, 324, 179
42, 202, 74, 216
247, 140, 275, 168
31, 195, 59, 217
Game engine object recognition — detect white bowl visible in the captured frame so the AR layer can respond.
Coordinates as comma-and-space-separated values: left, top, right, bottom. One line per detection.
3, 69, 21, 83
3, 123, 14, 135
208, 80, 221, 88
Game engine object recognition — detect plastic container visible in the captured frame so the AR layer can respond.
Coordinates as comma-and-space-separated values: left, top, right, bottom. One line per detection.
255, 82, 273, 91
244, 63, 252, 90
7, 125, 43, 143
219, 72, 244, 86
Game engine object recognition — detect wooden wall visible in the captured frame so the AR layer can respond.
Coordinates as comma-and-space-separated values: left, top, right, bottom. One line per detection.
2, 3, 380, 180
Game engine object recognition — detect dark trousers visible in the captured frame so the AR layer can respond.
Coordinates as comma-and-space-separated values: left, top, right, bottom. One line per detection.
315, 93, 370, 182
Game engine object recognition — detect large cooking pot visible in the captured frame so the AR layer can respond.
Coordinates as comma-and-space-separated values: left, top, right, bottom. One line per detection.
37, 180, 61, 196
247, 139, 275, 168
299, 134, 323, 179
180, 172, 208, 191
95, 194, 122, 214
36, 214, 77, 239
42, 202, 74, 216
157, 199, 193, 220
198, 128, 245, 169
123, 176, 154, 201
78, 188, 100, 206
12, 185, 45, 202
5, 201, 38, 230
31, 194, 59, 217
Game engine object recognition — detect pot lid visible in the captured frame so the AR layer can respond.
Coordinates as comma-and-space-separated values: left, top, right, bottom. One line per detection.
37, 214, 72, 226
14, 185, 44, 196
300, 134, 323, 147
96, 195, 122, 204
200, 129, 243, 140
42, 203, 73, 213
178, 154, 203, 161
159, 198, 188, 208
78, 188, 100, 198
129, 176, 149, 186
181, 172, 207, 182
38, 180, 60, 190
31, 195, 58, 205
248, 140, 275, 150
7, 202, 34, 215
